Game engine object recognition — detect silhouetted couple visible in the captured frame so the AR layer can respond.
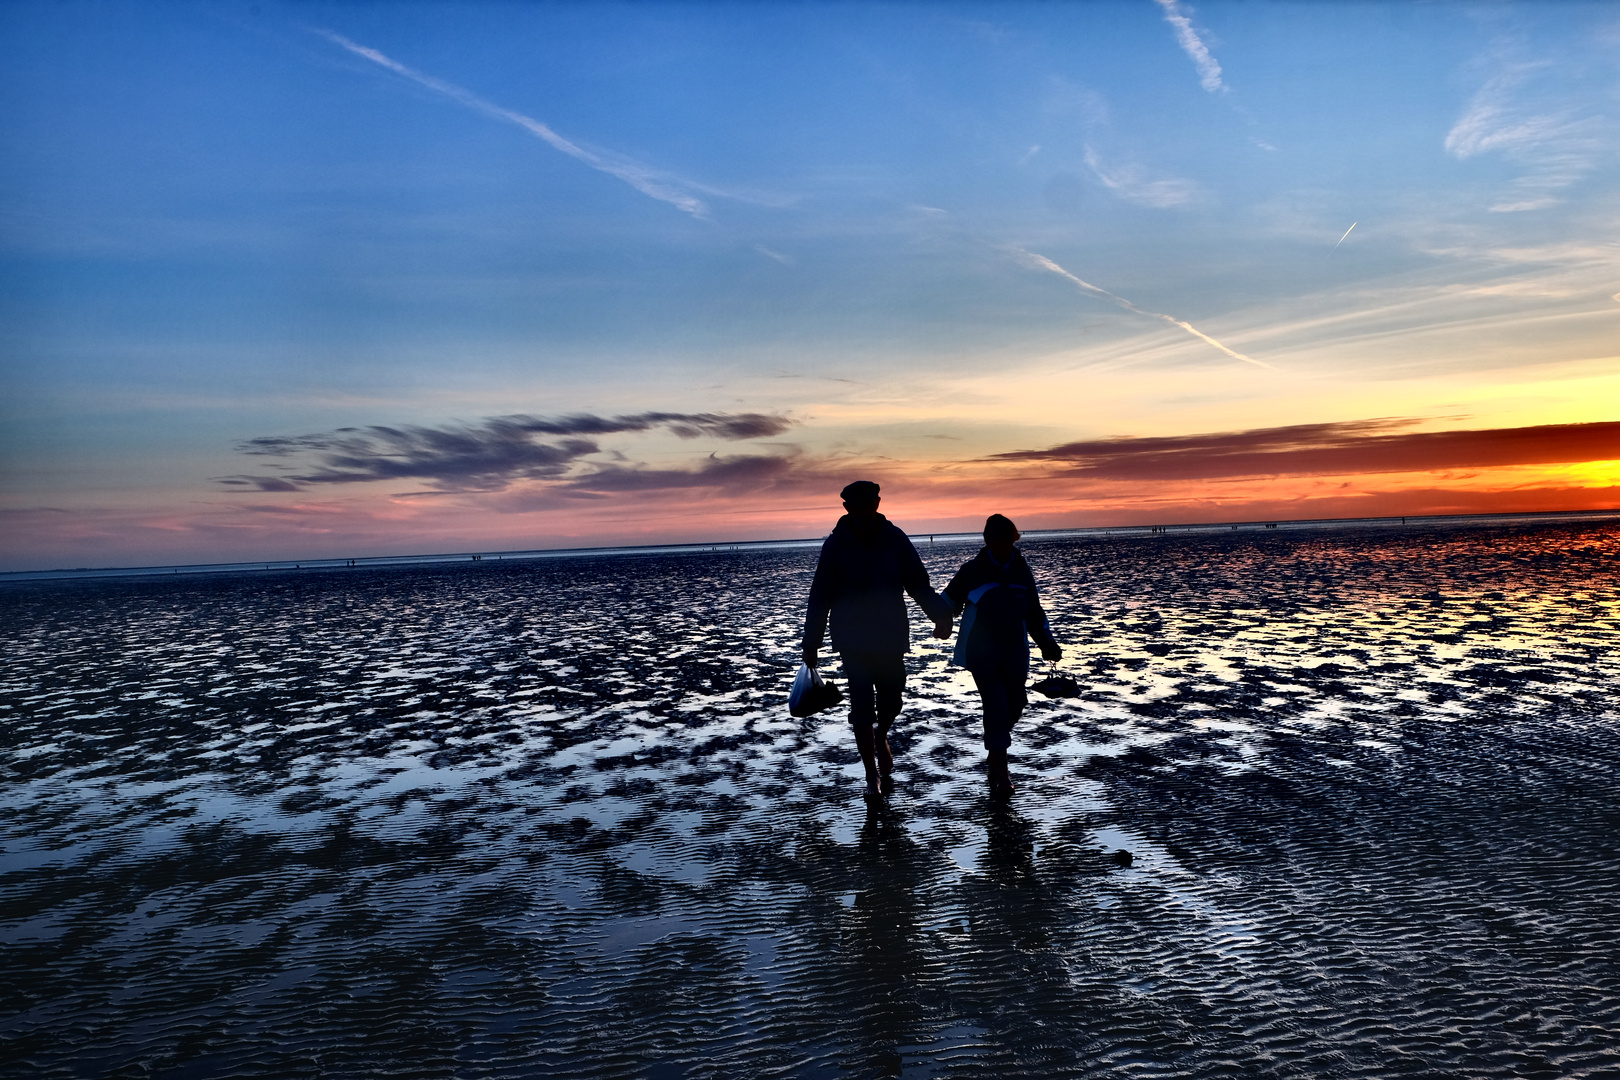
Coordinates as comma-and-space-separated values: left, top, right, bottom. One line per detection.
801, 480, 1061, 799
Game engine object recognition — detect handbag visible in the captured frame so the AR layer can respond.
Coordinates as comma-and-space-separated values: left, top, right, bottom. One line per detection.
788, 663, 844, 717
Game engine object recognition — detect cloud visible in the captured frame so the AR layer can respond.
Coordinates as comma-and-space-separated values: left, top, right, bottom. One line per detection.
1153, 0, 1226, 93
1014, 248, 1273, 369
1015, 482, 1620, 530
217, 476, 304, 493
565, 453, 805, 494
218, 412, 795, 492
992, 418, 1620, 481
1445, 51, 1604, 211
1083, 146, 1198, 208
482, 451, 848, 513
315, 29, 713, 219
1050, 78, 1200, 211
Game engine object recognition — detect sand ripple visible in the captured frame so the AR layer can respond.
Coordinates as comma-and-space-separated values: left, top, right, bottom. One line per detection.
2, 520, 1618, 1077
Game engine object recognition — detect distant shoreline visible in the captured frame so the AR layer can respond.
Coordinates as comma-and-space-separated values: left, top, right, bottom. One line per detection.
3, 507, 1616, 584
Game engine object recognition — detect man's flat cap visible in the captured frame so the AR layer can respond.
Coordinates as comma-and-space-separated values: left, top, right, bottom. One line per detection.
840, 480, 881, 503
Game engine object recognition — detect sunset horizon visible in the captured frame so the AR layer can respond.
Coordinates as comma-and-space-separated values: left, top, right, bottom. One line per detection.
4, 1, 1618, 571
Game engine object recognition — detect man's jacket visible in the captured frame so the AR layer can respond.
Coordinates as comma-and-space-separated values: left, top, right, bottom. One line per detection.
802, 514, 946, 656
942, 546, 1057, 669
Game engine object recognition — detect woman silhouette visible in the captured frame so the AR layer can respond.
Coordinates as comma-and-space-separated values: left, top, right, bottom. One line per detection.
939, 514, 1062, 797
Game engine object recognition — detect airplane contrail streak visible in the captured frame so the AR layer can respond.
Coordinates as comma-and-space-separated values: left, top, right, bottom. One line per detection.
1330, 221, 1357, 256
314, 29, 708, 219
1016, 250, 1275, 370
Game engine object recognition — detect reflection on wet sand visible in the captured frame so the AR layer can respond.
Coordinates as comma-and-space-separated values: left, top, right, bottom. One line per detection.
2, 520, 1618, 1077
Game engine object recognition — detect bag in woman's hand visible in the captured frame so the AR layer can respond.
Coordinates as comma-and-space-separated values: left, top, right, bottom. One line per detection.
788, 663, 844, 717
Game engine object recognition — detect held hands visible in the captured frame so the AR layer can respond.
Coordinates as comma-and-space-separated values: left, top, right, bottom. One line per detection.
932, 617, 953, 640
1040, 642, 1063, 662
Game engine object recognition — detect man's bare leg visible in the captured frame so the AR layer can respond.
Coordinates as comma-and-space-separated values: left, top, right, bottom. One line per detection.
874, 721, 895, 794
852, 721, 882, 795
987, 747, 1013, 798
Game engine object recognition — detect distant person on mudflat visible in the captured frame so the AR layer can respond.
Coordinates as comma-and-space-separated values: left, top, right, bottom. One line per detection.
941, 514, 1062, 798
801, 480, 950, 797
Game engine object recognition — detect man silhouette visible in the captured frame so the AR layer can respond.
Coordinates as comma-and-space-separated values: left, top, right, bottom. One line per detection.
801, 481, 949, 796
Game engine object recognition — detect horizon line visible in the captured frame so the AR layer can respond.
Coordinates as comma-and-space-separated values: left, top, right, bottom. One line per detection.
3, 507, 1616, 584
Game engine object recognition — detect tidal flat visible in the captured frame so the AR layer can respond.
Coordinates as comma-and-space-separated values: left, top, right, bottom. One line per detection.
2, 520, 1618, 1078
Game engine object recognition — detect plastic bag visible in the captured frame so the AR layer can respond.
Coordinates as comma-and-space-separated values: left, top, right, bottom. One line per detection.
788, 663, 844, 718
1030, 664, 1080, 699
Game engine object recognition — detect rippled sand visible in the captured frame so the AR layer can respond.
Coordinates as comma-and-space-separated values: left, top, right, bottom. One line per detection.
3, 520, 1618, 1078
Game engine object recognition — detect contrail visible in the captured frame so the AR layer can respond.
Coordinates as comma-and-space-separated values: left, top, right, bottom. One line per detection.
1154, 0, 1226, 94
314, 29, 707, 219
1330, 221, 1357, 256
1016, 250, 1274, 370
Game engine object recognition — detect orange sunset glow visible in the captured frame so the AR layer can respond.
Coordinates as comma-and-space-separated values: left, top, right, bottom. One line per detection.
3, 3, 1618, 569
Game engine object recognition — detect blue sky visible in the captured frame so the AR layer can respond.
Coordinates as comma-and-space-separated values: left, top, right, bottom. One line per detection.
3, 1, 1618, 568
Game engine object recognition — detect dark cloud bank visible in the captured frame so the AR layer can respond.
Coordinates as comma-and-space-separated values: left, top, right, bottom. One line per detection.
993, 418, 1620, 481
217, 412, 796, 494
218, 412, 1620, 500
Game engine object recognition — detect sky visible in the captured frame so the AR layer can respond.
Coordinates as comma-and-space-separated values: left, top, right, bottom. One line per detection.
2, 0, 1619, 570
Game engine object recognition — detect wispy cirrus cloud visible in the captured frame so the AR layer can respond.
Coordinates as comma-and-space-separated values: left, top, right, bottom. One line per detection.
315, 29, 715, 219
217, 412, 796, 493
992, 418, 1620, 481
1041, 75, 1200, 210
1083, 145, 1198, 208
1445, 48, 1605, 212
1153, 0, 1226, 94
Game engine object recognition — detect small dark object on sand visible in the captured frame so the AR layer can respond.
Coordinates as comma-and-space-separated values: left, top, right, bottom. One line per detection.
1111, 849, 1134, 868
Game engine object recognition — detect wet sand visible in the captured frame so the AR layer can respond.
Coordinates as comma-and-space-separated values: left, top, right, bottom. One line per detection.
2, 520, 1618, 1078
